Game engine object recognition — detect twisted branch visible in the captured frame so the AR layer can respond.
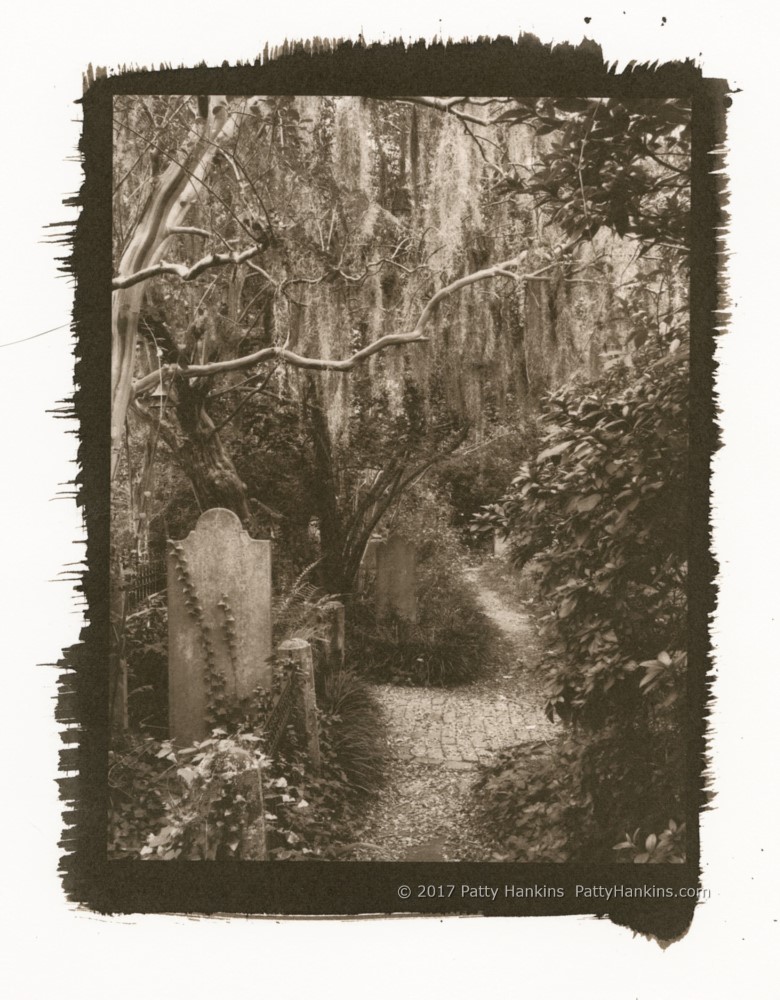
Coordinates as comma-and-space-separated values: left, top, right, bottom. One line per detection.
132, 245, 574, 398
112, 245, 261, 290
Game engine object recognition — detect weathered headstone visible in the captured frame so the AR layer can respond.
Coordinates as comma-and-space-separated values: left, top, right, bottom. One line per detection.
376, 535, 417, 623
357, 534, 384, 593
167, 508, 272, 745
493, 530, 510, 558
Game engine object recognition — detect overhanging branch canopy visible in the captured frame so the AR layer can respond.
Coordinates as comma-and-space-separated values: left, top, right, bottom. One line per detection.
132, 246, 575, 399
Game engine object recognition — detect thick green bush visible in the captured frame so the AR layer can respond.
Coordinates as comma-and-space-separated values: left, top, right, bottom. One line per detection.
108, 645, 388, 860
347, 595, 496, 687
108, 711, 383, 861
432, 428, 536, 544
472, 723, 687, 862
471, 332, 689, 861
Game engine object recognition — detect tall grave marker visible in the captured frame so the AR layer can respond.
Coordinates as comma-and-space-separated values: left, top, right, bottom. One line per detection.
167, 508, 272, 745
376, 535, 417, 623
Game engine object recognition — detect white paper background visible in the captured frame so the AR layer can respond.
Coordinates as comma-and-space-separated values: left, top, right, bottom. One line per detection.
3, 2, 777, 995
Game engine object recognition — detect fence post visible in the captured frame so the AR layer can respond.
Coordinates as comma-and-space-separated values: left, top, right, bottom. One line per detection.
110, 551, 128, 731
236, 752, 268, 860
278, 638, 322, 776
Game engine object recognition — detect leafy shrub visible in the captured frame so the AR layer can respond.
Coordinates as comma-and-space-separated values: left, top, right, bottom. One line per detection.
613, 819, 687, 864
472, 726, 687, 863
108, 734, 172, 858
109, 636, 388, 861
139, 732, 269, 860
432, 428, 537, 544
471, 332, 689, 860
471, 740, 581, 862
347, 596, 496, 687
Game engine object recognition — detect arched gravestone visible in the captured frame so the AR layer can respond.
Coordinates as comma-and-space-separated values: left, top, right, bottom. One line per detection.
357, 534, 384, 593
167, 508, 272, 745
375, 535, 417, 624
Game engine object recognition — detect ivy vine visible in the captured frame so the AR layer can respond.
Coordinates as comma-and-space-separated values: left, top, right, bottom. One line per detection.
167, 541, 228, 725
217, 593, 240, 697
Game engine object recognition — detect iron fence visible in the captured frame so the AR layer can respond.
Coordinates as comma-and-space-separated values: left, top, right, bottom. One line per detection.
265, 671, 297, 755
124, 557, 167, 612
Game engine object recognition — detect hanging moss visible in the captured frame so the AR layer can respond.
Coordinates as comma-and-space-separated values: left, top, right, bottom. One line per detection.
219, 97, 686, 446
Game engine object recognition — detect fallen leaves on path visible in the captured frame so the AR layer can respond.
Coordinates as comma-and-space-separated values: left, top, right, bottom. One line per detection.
341, 561, 560, 862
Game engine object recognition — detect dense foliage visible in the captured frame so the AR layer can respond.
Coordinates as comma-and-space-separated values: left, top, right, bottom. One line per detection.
494, 97, 690, 249
472, 331, 688, 860
122, 596, 168, 733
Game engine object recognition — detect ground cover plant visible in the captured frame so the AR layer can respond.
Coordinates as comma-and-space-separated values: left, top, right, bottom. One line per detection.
109, 675, 387, 861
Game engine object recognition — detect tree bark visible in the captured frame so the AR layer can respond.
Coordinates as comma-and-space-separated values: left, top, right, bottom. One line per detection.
111, 96, 240, 479
303, 379, 348, 595
174, 380, 251, 521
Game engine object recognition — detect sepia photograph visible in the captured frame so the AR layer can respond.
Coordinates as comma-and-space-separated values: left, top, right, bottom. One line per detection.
8, 0, 780, 993
108, 92, 691, 866
7, 0, 780, 989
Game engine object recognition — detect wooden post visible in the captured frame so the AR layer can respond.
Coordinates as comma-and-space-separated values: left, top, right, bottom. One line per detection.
279, 638, 322, 776
109, 551, 128, 732
235, 752, 267, 860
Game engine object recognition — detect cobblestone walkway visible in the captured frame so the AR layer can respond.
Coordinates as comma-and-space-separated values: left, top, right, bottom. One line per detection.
347, 563, 558, 861
371, 682, 547, 768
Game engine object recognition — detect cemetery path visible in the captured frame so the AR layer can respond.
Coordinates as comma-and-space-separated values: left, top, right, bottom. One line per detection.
347, 562, 558, 861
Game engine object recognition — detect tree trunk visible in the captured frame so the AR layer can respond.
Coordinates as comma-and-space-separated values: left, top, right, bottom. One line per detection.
175, 381, 251, 521
111, 96, 239, 480
302, 377, 470, 599
303, 379, 350, 595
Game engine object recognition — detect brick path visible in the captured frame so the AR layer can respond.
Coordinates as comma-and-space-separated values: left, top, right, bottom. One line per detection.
372, 683, 548, 769
347, 563, 558, 861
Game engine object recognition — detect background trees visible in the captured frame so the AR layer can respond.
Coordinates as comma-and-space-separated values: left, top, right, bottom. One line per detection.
112, 95, 687, 593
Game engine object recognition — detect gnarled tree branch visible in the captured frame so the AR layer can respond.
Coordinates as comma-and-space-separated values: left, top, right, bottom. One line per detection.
111, 245, 260, 290
133, 253, 521, 395
394, 97, 494, 127
132, 245, 575, 399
